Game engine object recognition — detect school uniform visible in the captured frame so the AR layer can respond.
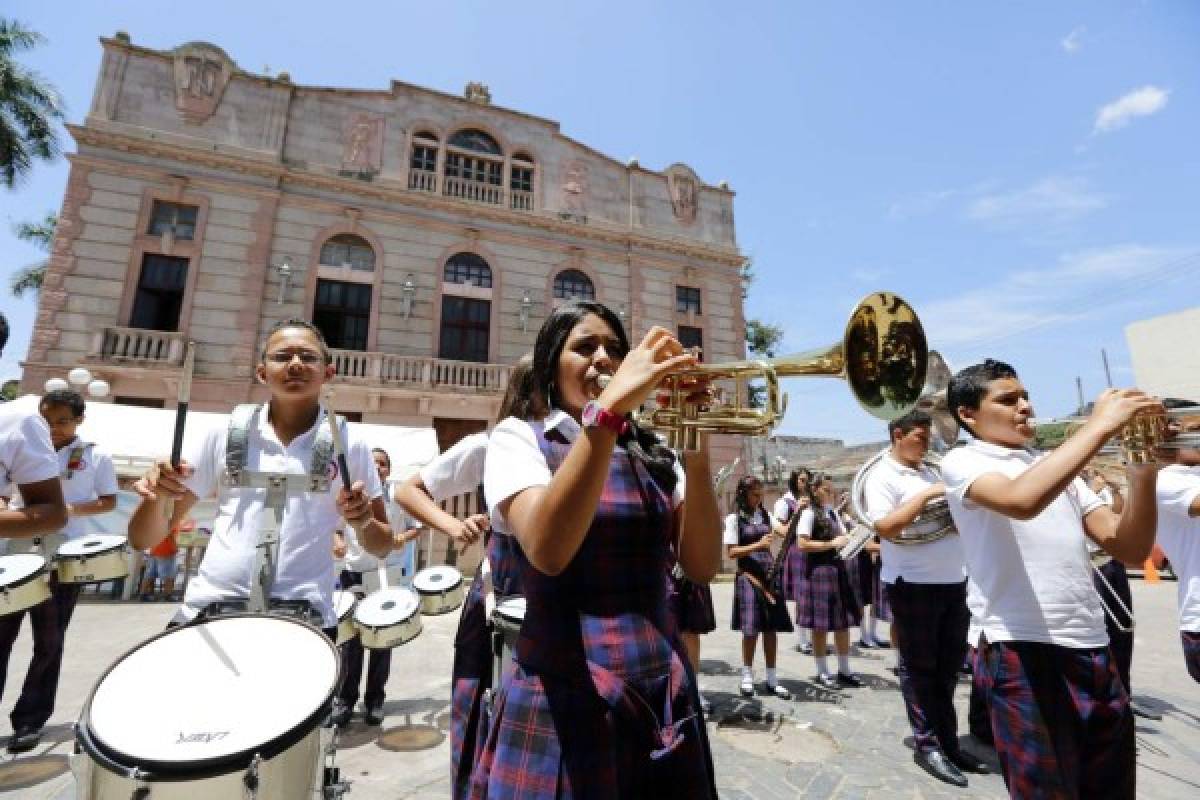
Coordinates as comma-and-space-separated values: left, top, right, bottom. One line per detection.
177, 405, 382, 629
726, 509, 793, 635
666, 549, 715, 635
471, 410, 715, 799
793, 507, 861, 632
1154, 465, 1200, 683
863, 453, 969, 760
0, 434, 117, 732
423, 432, 528, 800
943, 439, 1133, 799
772, 493, 808, 608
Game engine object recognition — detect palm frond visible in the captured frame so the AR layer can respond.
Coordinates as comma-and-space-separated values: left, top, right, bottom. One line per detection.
9, 261, 45, 297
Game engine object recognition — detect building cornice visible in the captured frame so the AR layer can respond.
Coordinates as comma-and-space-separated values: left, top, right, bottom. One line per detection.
69, 124, 746, 268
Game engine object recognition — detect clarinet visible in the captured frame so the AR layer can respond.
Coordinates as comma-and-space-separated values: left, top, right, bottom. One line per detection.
763, 509, 798, 592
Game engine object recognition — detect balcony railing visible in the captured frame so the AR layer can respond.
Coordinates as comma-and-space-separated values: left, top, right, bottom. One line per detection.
408, 168, 436, 193
89, 327, 187, 366
442, 175, 503, 207
331, 349, 511, 392
510, 189, 534, 211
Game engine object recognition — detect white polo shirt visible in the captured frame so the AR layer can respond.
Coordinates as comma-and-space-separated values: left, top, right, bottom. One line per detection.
10, 437, 119, 543
484, 410, 685, 531
941, 439, 1107, 649
180, 406, 382, 627
1155, 465, 1200, 633
771, 492, 801, 526
0, 396, 58, 490
723, 508, 773, 545
422, 432, 488, 500
863, 452, 966, 584
342, 483, 415, 574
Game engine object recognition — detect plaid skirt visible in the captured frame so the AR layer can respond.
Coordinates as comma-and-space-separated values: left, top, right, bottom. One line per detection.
795, 562, 862, 632
731, 573, 793, 635
871, 559, 891, 621
782, 546, 807, 601
1183, 631, 1200, 684
451, 575, 491, 799
845, 550, 873, 610
668, 576, 716, 634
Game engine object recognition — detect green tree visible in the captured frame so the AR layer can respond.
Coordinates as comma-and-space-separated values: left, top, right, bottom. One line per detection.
9, 211, 55, 297
1, 379, 19, 401
744, 320, 784, 408
0, 18, 63, 188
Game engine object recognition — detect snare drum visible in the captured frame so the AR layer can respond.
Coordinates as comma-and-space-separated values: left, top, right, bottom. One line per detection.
491, 596, 526, 672
353, 587, 422, 649
333, 590, 357, 646
413, 565, 465, 615
56, 535, 129, 584
72, 614, 340, 799
0, 554, 51, 616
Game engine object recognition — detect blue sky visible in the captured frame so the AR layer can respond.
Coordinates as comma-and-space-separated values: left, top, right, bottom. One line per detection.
1, 1, 1197, 442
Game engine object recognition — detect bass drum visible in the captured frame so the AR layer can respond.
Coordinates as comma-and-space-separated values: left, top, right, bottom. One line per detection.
333, 589, 358, 646
413, 565, 464, 615
72, 614, 340, 799
56, 535, 130, 584
0, 554, 51, 616
354, 587, 422, 650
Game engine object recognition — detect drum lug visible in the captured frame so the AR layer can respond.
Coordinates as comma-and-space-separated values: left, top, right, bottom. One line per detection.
243, 753, 262, 798
322, 765, 351, 799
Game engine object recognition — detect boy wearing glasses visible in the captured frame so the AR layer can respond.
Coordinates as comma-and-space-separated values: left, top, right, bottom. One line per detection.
129, 319, 393, 638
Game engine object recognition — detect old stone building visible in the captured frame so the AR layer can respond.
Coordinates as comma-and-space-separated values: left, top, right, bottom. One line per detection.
21, 35, 746, 460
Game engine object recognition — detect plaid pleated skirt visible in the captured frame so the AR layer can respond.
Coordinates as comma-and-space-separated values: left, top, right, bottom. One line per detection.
668, 575, 716, 634
870, 558, 891, 621
731, 573, 793, 635
451, 574, 491, 799
846, 550, 873, 610
795, 561, 862, 632
782, 546, 807, 602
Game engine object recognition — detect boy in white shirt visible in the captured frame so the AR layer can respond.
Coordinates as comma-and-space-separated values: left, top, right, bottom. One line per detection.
941, 359, 1161, 800
129, 319, 392, 636
0, 390, 113, 753
1153, 441, 1200, 683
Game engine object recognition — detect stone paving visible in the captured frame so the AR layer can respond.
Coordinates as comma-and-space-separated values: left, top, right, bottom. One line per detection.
0, 581, 1196, 798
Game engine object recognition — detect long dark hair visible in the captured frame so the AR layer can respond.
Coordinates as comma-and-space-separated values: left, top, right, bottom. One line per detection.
799, 472, 834, 538
786, 467, 811, 498
532, 301, 678, 493
734, 475, 764, 520
497, 353, 543, 423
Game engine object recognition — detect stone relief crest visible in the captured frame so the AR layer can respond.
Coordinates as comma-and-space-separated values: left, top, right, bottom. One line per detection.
172, 42, 235, 124
666, 164, 701, 224
561, 160, 589, 217
341, 113, 385, 173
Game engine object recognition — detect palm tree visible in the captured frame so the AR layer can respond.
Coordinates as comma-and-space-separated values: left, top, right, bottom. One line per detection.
9, 212, 55, 297
0, 18, 63, 188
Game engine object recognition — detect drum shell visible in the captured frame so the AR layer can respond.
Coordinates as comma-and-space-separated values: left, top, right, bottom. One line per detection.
354, 610, 422, 650
491, 607, 524, 670
335, 600, 357, 647
56, 545, 129, 585
413, 568, 465, 615
0, 558, 51, 616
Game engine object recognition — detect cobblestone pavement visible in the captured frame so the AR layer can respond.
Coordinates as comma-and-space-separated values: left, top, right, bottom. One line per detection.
0, 581, 1195, 798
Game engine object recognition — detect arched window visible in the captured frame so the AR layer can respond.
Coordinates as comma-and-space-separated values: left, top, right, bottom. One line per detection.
443, 252, 493, 288
553, 269, 594, 301
448, 129, 501, 155
319, 233, 375, 272
409, 132, 439, 192
510, 152, 535, 210
445, 129, 504, 203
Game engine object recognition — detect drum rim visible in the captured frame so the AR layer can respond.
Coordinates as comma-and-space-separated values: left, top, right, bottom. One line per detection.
77, 613, 338, 780
413, 567, 464, 594
56, 538, 128, 558
0, 555, 48, 591
353, 589, 420, 627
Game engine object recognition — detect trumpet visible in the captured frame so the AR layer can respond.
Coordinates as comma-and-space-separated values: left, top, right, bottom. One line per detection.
1033, 407, 1200, 464
605, 292, 928, 449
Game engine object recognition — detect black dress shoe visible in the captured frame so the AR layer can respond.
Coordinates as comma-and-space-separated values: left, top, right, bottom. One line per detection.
947, 749, 990, 774
837, 672, 864, 688
364, 706, 385, 726
6, 726, 41, 754
914, 749, 968, 788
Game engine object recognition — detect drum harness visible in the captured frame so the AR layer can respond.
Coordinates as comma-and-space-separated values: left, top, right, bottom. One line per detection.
26, 442, 90, 561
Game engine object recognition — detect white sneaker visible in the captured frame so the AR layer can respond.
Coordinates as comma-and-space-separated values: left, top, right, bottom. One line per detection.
769, 683, 792, 700
739, 675, 754, 697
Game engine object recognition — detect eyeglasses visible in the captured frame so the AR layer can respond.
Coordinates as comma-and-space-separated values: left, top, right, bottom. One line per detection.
265, 351, 324, 365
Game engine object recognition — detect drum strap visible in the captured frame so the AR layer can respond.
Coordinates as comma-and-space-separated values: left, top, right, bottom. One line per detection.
62, 442, 91, 480
223, 403, 337, 485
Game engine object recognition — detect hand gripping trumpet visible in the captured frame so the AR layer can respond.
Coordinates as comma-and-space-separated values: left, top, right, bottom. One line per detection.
1034, 406, 1200, 464
599, 292, 929, 449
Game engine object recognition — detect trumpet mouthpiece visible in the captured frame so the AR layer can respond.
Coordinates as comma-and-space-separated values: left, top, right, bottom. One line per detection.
596, 374, 612, 389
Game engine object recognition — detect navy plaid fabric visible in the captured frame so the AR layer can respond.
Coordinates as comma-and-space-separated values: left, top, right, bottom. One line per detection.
1182, 631, 1200, 684
451, 531, 527, 799
967, 645, 993, 744
976, 640, 1134, 800
886, 579, 968, 755
870, 558, 891, 621
731, 512, 792, 635
0, 575, 81, 729
847, 549, 873, 611
469, 424, 716, 799
337, 570, 391, 711
776, 496, 808, 603
667, 573, 716, 634
1093, 560, 1133, 693
795, 560, 861, 632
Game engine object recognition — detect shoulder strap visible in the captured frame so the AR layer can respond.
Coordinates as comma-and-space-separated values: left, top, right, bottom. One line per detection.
63, 443, 90, 479
310, 409, 336, 479
224, 403, 261, 481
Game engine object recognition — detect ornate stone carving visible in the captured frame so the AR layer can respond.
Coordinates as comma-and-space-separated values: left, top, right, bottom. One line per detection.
666, 164, 701, 224
172, 42, 235, 124
561, 160, 589, 217
464, 82, 492, 104
341, 113, 384, 174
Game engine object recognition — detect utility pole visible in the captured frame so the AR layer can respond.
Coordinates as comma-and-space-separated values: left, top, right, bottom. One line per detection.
1075, 376, 1085, 415
1101, 349, 1113, 388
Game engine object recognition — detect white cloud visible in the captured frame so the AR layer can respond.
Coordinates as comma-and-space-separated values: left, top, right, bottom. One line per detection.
1061, 26, 1085, 54
966, 176, 1109, 227
921, 244, 1199, 349
1093, 86, 1169, 133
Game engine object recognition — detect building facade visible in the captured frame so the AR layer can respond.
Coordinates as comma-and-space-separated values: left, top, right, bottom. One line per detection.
21, 36, 746, 462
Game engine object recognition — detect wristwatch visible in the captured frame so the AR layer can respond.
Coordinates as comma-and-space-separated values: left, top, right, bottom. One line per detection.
581, 400, 629, 436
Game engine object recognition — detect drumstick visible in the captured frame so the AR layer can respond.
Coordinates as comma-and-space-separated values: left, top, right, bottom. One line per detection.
164, 342, 195, 521
324, 390, 354, 494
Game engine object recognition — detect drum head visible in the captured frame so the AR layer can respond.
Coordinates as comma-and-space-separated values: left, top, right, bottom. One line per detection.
413, 565, 462, 594
0, 554, 45, 586
495, 596, 526, 624
85, 615, 337, 771
333, 590, 356, 620
355, 588, 419, 627
57, 534, 125, 558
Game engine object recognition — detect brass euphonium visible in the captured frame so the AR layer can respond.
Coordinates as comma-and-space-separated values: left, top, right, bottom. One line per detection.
623, 292, 929, 449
